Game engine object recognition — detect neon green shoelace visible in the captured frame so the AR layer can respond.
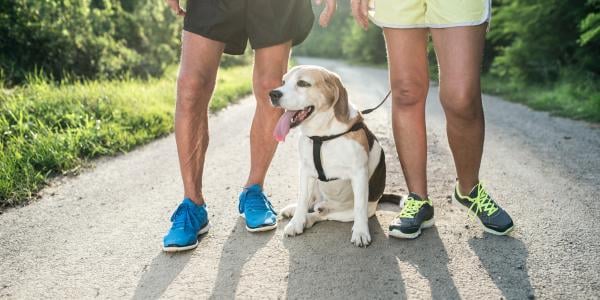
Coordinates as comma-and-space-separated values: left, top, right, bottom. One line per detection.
398, 197, 429, 218
466, 183, 499, 218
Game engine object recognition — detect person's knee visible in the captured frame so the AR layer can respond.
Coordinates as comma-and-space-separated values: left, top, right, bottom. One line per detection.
441, 88, 483, 121
253, 76, 283, 99
176, 72, 215, 110
390, 78, 428, 108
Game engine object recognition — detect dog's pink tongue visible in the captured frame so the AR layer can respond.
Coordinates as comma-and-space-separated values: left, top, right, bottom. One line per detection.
274, 110, 296, 142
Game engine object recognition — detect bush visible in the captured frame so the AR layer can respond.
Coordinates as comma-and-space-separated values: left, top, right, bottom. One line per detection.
0, 0, 180, 85
293, 3, 351, 58
489, 0, 599, 83
342, 23, 387, 65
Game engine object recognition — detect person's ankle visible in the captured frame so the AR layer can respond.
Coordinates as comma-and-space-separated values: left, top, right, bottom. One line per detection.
408, 191, 428, 200
185, 195, 205, 206
457, 179, 479, 197
243, 182, 263, 189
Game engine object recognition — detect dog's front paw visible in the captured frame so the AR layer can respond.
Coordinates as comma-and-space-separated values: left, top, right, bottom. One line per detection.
284, 218, 306, 237
351, 225, 372, 247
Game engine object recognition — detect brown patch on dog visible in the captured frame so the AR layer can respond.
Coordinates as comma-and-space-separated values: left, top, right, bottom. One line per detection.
346, 130, 369, 153
332, 78, 349, 123
345, 121, 369, 153
362, 124, 377, 150
368, 150, 386, 202
321, 72, 351, 124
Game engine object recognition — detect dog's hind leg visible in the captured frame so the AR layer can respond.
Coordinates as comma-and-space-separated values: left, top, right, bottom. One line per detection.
280, 204, 296, 219
305, 211, 325, 229
281, 184, 319, 219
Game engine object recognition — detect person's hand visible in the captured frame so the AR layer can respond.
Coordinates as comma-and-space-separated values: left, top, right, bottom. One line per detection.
315, 0, 337, 27
166, 0, 186, 16
351, 0, 369, 30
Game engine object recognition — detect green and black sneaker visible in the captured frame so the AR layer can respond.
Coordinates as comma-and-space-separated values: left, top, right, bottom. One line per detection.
453, 181, 514, 235
389, 193, 435, 239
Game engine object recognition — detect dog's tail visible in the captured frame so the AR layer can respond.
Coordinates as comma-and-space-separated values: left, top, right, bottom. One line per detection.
379, 193, 402, 205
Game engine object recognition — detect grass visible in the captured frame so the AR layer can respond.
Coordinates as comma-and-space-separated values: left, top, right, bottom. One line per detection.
0, 64, 253, 207
481, 74, 600, 123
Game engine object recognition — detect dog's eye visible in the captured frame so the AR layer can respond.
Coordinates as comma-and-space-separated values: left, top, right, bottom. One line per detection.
297, 80, 311, 88
282, 80, 285, 85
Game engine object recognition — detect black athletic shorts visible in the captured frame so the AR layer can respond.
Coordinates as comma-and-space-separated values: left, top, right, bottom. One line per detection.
184, 0, 315, 55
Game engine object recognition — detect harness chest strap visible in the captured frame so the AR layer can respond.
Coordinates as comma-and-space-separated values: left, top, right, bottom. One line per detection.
308, 122, 366, 182
305, 90, 390, 182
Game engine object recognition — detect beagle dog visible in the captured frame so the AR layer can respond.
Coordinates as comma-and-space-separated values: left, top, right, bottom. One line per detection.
270, 65, 386, 247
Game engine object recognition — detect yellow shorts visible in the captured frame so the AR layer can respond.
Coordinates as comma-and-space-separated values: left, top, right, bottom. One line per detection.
368, 0, 491, 28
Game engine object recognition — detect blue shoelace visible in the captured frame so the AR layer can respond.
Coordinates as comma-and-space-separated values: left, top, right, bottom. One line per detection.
171, 203, 194, 228
242, 191, 276, 214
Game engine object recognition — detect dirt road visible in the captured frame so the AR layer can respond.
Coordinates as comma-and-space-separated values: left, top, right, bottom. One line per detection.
1, 57, 598, 299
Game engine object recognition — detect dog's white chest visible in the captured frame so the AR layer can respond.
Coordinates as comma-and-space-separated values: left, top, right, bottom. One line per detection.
298, 136, 368, 181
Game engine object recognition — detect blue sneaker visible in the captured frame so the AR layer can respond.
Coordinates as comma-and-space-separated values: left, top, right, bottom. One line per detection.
239, 184, 277, 232
163, 198, 210, 252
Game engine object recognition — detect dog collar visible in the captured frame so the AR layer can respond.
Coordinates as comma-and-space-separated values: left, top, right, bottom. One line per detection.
308, 122, 366, 182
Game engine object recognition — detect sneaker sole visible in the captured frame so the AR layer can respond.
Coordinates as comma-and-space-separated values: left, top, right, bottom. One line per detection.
240, 214, 278, 232
451, 193, 515, 236
162, 222, 211, 253
246, 223, 278, 232
388, 218, 435, 239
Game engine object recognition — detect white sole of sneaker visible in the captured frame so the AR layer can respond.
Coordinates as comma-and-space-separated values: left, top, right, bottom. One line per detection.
451, 193, 515, 236
246, 223, 278, 232
240, 213, 277, 232
388, 218, 435, 239
162, 222, 211, 253
483, 224, 514, 235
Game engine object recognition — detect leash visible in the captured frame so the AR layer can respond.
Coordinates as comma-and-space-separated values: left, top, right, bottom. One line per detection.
360, 89, 391, 115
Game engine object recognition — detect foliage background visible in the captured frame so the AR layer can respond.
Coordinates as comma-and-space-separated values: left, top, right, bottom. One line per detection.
0, 0, 182, 85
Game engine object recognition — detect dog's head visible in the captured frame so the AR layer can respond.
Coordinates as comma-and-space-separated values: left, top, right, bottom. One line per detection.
270, 65, 350, 142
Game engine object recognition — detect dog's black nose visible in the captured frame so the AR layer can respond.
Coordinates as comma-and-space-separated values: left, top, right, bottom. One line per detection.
269, 90, 283, 106
269, 90, 282, 100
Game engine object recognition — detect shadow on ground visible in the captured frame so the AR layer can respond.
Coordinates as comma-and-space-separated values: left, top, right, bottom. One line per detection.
469, 234, 534, 299
281, 216, 460, 299
209, 218, 275, 299
132, 249, 195, 300
132, 207, 532, 299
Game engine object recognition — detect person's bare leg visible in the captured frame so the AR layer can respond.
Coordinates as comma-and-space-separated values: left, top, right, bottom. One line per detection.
175, 31, 225, 205
430, 24, 487, 195
244, 42, 292, 188
384, 28, 430, 198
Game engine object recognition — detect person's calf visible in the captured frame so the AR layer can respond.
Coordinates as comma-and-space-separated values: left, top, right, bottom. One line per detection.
390, 81, 429, 191
442, 94, 485, 195
245, 105, 282, 188
174, 74, 215, 205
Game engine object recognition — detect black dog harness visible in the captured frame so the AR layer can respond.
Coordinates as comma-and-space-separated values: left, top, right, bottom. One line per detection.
308, 122, 366, 182
307, 90, 391, 182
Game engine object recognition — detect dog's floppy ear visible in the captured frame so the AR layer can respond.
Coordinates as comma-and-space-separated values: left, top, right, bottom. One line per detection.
327, 73, 350, 123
